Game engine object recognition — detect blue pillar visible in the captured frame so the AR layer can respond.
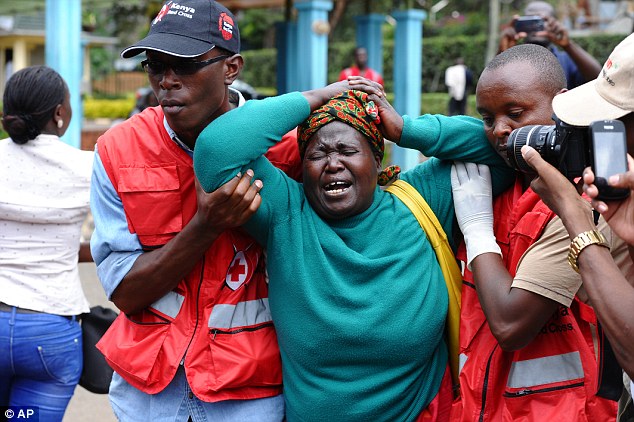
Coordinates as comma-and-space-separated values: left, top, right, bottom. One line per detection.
45, 0, 82, 148
391, 9, 426, 171
295, 0, 333, 91
275, 21, 299, 94
354, 14, 384, 76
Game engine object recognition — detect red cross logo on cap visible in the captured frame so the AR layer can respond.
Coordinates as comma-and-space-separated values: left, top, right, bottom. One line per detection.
153, 2, 172, 24
219, 12, 234, 41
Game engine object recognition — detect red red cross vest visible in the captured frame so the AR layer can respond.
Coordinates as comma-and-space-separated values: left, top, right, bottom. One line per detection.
451, 179, 617, 421
338, 66, 384, 86
96, 107, 298, 401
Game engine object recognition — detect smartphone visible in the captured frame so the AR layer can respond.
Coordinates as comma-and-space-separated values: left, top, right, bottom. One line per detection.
589, 120, 630, 201
514, 16, 545, 33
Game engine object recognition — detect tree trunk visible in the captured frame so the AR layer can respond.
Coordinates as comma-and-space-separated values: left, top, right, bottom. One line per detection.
486, 0, 500, 64
329, 0, 349, 39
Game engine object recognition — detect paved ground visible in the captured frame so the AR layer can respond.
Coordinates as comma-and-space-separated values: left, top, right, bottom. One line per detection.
64, 263, 117, 422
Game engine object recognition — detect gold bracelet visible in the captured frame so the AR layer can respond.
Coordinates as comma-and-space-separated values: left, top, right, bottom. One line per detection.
568, 229, 610, 273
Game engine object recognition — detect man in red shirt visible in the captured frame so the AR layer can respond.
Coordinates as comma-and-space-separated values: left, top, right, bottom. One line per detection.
339, 47, 384, 86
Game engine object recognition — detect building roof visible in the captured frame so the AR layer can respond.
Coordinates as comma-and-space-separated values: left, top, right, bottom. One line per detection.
4, 0, 288, 14
0, 12, 117, 46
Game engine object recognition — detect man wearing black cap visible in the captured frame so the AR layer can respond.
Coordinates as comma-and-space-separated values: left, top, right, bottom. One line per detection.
89, 1, 292, 420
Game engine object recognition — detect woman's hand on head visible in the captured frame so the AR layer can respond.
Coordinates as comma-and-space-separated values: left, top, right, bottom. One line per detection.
347, 77, 403, 143
303, 77, 385, 111
303, 80, 355, 111
583, 155, 634, 244
346, 76, 385, 97
361, 91, 402, 143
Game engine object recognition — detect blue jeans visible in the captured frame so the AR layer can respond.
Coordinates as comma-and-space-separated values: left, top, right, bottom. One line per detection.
109, 366, 285, 422
0, 308, 82, 422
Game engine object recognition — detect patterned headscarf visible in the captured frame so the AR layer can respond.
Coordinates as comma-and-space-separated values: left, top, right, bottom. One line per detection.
297, 90, 400, 186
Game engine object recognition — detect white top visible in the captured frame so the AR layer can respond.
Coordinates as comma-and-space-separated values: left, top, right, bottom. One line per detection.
445, 64, 467, 101
0, 135, 93, 315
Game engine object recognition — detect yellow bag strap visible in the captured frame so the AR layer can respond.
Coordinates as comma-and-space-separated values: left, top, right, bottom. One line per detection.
386, 179, 462, 385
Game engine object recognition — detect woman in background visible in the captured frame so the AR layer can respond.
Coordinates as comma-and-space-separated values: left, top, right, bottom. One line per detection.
0, 65, 93, 421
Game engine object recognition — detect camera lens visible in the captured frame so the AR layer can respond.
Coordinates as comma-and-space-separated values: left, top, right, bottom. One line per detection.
507, 125, 557, 172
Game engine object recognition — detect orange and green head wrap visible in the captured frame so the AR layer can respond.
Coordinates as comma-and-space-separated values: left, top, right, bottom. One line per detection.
297, 89, 400, 186
298, 89, 383, 159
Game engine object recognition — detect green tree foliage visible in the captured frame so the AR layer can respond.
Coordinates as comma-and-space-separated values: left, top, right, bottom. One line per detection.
239, 8, 285, 50
89, 47, 116, 80
239, 32, 625, 95
120, 1, 165, 43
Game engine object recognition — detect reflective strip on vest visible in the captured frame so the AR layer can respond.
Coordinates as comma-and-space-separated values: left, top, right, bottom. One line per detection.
459, 353, 468, 374
150, 291, 185, 319
208, 298, 272, 329
507, 351, 584, 389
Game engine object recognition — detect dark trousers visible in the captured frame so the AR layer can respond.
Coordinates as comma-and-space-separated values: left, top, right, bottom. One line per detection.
448, 97, 467, 116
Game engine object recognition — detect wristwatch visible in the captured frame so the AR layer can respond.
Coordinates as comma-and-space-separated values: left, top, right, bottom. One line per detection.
568, 229, 610, 273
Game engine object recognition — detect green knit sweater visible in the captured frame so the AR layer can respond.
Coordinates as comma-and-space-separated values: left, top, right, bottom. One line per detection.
194, 92, 511, 421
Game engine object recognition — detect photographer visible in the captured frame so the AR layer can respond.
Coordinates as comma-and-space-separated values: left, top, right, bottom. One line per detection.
499, 1, 601, 89
449, 43, 632, 421
519, 33, 634, 403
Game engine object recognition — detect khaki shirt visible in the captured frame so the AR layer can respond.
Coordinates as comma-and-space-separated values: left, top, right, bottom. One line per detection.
513, 200, 634, 306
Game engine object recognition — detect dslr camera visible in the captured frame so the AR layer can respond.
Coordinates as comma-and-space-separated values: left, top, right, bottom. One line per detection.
507, 116, 630, 201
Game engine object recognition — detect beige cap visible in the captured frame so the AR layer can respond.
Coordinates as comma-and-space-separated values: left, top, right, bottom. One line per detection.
552, 33, 634, 126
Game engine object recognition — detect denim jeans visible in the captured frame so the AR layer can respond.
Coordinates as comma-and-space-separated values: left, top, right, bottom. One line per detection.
109, 366, 285, 422
0, 308, 82, 422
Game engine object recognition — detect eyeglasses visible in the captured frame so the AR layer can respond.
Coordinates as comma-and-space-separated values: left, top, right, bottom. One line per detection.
141, 55, 230, 76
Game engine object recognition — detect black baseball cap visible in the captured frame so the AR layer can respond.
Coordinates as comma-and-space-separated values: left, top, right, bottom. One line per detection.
121, 0, 240, 59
